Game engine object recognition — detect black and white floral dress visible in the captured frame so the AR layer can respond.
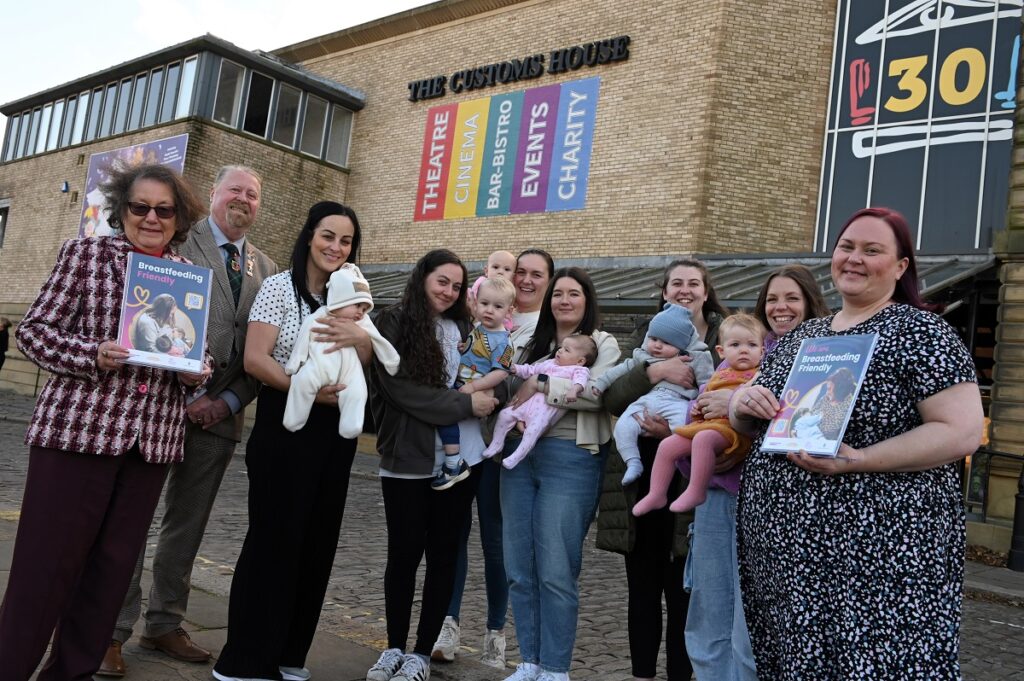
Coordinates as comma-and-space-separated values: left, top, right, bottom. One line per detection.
737, 304, 977, 680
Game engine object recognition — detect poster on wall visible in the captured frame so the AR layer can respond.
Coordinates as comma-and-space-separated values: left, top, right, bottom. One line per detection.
78, 134, 189, 238
413, 76, 600, 221
815, 0, 1022, 254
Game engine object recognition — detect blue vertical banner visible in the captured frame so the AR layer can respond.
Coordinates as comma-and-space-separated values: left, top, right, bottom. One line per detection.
546, 77, 600, 212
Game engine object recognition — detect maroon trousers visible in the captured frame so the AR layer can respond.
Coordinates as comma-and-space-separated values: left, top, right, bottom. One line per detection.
0, 445, 168, 681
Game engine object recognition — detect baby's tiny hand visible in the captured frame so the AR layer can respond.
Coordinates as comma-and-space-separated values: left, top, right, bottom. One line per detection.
591, 386, 603, 397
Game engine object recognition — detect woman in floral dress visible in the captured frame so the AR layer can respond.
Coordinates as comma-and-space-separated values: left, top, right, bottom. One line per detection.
730, 207, 983, 680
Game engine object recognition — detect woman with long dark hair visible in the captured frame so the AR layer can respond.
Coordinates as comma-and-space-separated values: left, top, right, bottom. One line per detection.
213, 201, 369, 681
131, 293, 178, 352
499, 267, 620, 681
366, 249, 499, 681
432, 248, 556, 669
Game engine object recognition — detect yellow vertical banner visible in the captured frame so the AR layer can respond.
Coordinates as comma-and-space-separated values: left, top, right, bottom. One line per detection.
444, 97, 491, 219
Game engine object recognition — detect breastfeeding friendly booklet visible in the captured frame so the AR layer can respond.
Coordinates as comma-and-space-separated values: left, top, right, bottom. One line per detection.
760, 334, 878, 458
116, 253, 213, 373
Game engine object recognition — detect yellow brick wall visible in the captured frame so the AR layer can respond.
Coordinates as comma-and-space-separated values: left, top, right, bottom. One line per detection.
294, 0, 833, 263
0, 119, 349, 304
696, 0, 836, 254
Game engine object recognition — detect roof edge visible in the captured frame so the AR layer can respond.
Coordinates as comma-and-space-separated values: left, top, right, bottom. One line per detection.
2, 34, 366, 116
272, 0, 532, 62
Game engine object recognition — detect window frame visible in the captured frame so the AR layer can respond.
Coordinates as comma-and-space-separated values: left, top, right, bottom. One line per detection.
212, 58, 245, 128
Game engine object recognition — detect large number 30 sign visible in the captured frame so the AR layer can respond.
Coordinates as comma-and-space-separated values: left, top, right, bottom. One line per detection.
887, 48, 986, 111
816, 0, 1023, 255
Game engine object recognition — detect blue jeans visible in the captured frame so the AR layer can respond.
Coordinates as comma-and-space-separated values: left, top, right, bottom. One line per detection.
684, 488, 757, 681
448, 459, 509, 630
501, 436, 607, 673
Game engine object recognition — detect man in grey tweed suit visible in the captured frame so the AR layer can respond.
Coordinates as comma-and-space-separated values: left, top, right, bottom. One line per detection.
99, 166, 277, 676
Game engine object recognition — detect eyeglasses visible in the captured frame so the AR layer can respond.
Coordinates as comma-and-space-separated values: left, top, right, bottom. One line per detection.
127, 201, 176, 219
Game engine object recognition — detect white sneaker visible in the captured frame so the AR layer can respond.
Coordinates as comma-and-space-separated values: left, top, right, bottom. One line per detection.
211, 672, 277, 681
536, 673, 569, 681
430, 616, 460, 662
480, 629, 506, 669
367, 648, 405, 681
280, 667, 311, 681
392, 654, 430, 681
504, 662, 541, 680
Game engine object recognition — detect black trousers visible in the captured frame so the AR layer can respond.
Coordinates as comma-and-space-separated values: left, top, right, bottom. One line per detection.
624, 438, 693, 681
214, 388, 356, 678
0, 445, 167, 681
381, 474, 476, 656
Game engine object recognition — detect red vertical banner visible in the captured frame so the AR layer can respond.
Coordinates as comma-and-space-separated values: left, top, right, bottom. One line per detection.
414, 103, 459, 221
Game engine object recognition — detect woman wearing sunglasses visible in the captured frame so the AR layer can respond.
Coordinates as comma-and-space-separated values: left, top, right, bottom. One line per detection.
0, 163, 209, 681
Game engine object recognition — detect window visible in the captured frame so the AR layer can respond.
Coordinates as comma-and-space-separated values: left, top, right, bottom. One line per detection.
15, 111, 30, 158
112, 78, 132, 134
175, 57, 197, 119
0, 204, 8, 248
84, 87, 103, 142
128, 74, 147, 131
35, 105, 52, 154
242, 72, 273, 136
99, 82, 117, 137
300, 95, 328, 156
143, 67, 163, 127
213, 60, 244, 126
160, 62, 181, 123
46, 100, 65, 151
3, 115, 20, 161
72, 91, 90, 144
326, 106, 353, 167
23, 109, 40, 156
60, 97, 78, 148
272, 84, 301, 146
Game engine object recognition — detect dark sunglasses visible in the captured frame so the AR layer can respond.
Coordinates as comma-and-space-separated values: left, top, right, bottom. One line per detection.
127, 201, 176, 219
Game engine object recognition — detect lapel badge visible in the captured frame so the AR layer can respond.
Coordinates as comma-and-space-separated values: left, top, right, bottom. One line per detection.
246, 252, 255, 277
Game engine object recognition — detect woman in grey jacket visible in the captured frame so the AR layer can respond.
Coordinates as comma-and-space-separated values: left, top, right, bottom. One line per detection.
366, 249, 499, 681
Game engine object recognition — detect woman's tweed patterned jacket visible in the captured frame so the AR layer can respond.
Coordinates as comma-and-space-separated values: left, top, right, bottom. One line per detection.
16, 235, 205, 464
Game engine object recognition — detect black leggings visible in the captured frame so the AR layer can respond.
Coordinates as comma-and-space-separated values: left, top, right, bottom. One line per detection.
381, 475, 475, 656
624, 438, 693, 681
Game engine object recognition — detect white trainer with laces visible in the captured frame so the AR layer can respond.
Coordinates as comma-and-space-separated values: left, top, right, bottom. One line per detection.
430, 615, 460, 662
367, 648, 405, 681
391, 654, 430, 681
536, 672, 569, 681
280, 666, 311, 681
503, 662, 541, 680
480, 628, 506, 668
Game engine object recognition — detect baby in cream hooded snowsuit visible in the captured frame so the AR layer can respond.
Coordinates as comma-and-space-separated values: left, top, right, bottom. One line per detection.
284, 265, 400, 438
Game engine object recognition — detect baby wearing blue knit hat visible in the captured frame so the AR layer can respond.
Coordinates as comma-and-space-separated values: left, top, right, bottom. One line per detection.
592, 303, 714, 484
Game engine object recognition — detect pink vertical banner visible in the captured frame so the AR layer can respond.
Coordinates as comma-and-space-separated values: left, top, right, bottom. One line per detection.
510, 84, 561, 214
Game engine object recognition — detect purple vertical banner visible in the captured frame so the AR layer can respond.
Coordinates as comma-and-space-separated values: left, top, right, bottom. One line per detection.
510, 84, 561, 214
546, 77, 600, 212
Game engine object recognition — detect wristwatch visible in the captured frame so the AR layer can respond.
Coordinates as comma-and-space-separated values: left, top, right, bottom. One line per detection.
537, 373, 549, 385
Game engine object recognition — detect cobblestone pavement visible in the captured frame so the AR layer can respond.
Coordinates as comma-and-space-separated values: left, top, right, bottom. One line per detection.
2, 390, 1024, 679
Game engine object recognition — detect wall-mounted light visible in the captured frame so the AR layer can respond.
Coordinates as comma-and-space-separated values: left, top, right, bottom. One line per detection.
60, 181, 69, 193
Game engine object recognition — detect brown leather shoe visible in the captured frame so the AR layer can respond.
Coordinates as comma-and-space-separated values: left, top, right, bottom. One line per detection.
139, 627, 211, 663
96, 640, 126, 677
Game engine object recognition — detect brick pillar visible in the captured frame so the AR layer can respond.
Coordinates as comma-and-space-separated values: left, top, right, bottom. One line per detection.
988, 16, 1024, 520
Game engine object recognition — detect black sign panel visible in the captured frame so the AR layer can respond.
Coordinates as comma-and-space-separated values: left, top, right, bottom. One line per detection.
816, 0, 1021, 254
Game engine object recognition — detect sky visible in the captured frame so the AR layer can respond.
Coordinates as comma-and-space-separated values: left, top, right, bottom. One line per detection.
0, 0, 433, 139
